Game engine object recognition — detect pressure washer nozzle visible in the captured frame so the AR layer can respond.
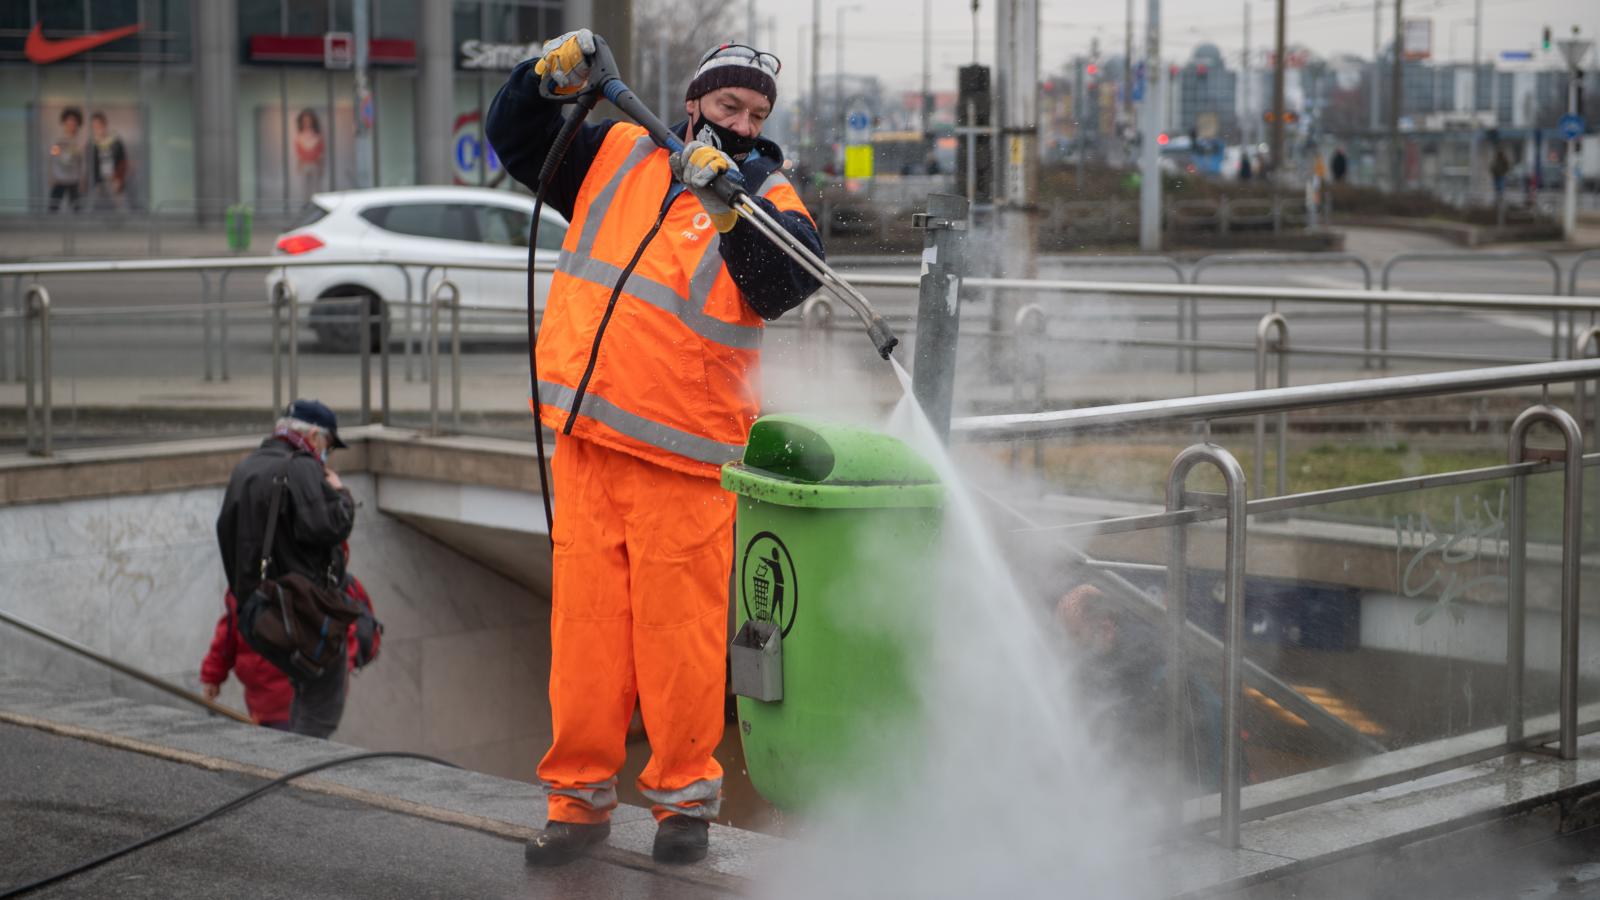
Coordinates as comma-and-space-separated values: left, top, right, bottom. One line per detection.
868, 317, 899, 360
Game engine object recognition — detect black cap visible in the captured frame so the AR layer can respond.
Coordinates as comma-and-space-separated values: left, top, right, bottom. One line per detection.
285, 398, 347, 448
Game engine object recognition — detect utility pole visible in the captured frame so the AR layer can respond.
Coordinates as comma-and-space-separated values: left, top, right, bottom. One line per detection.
748, 0, 757, 44
1139, 0, 1162, 250
1243, 2, 1252, 145
353, 0, 374, 188
995, 0, 1040, 363
811, 0, 821, 164
1469, 0, 1482, 202
1558, 33, 1594, 242
1370, 0, 1381, 130
923, 0, 934, 135
1125, 0, 1135, 125
1391, 0, 1404, 191
1270, 0, 1286, 176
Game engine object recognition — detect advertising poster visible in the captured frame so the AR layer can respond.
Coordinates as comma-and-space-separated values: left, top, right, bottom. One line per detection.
255, 103, 357, 209
37, 101, 143, 213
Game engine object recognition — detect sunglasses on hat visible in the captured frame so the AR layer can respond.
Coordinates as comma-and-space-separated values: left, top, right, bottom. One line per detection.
697, 43, 782, 77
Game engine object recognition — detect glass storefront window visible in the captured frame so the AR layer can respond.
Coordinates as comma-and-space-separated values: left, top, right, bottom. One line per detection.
286, 0, 331, 34
374, 0, 419, 40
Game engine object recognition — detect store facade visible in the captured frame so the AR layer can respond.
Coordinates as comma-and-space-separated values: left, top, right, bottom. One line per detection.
0, 0, 627, 217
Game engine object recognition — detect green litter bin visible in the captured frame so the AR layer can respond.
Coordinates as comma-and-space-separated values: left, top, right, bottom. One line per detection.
722, 414, 945, 810
225, 203, 253, 252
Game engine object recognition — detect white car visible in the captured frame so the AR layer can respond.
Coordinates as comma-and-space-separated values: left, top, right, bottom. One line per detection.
265, 186, 568, 351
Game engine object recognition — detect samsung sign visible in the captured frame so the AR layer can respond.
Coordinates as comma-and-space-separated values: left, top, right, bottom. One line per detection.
459, 40, 538, 71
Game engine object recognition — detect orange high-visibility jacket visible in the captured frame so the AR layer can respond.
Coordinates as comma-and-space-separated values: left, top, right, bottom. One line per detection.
536, 123, 814, 478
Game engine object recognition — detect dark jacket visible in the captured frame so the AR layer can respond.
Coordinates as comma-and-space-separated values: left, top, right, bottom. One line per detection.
484, 59, 823, 319
216, 437, 355, 601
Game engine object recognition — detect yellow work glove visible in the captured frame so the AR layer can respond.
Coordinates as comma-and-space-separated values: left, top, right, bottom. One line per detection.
532, 29, 596, 95
669, 141, 739, 233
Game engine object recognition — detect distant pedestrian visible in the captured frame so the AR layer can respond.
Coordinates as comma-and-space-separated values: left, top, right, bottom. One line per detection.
1330, 147, 1348, 183
1238, 154, 1253, 181
47, 107, 84, 213
1490, 147, 1511, 203
215, 399, 355, 739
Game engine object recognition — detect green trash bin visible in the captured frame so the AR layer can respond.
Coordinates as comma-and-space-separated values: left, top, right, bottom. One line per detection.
722, 414, 945, 810
225, 203, 253, 252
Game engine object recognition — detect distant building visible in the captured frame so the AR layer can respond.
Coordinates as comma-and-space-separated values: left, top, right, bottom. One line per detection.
1175, 44, 1238, 140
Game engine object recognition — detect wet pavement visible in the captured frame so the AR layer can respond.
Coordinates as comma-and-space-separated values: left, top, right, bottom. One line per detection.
0, 722, 735, 899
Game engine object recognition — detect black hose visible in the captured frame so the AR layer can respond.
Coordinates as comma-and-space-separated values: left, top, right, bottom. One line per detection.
0, 750, 459, 899
527, 92, 601, 545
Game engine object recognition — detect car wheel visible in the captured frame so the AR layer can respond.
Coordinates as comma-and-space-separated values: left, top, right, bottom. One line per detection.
313, 289, 386, 353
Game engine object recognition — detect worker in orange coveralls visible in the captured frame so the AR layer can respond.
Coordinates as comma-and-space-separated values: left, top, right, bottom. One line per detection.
486, 30, 822, 866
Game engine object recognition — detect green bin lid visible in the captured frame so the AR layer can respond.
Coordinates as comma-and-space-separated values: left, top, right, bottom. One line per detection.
721, 415, 944, 509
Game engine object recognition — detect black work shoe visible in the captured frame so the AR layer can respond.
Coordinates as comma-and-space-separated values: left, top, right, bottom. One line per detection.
524, 820, 610, 866
651, 815, 710, 864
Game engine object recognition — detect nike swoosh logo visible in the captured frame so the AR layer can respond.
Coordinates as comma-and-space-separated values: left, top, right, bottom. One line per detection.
25, 21, 145, 65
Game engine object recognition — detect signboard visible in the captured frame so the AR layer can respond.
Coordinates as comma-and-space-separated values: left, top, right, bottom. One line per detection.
452, 111, 505, 185
1402, 19, 1432, 61
845, 104, 872, 145
1560, 114, 1586, 142
459, 40, 539, 71
323, 31, 353, 69
844, 145, 874, 179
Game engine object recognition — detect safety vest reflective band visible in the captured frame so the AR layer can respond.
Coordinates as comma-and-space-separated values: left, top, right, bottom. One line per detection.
535, 123, 815, 478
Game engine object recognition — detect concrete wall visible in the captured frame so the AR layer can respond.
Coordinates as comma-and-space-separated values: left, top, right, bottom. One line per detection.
0, 474, 554, 783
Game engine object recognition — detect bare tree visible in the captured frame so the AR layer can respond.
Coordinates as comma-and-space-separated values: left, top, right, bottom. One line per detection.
628, 0, 743, 120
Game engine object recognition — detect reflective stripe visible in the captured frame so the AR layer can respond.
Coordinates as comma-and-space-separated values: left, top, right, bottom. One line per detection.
756, 172, 788, 197
575, 136, 658, 255
556, 249, 762, 350
539, 381, 746, 465
545, 778, 619, 811
685, 233, 723, 312
641, 777, 723, 819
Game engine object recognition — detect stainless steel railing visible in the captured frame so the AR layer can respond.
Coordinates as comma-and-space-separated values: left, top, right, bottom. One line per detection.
957, 358, 1600, 847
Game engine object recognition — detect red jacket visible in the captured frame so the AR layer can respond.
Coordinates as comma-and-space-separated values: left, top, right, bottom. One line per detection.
200, 577, 377, 725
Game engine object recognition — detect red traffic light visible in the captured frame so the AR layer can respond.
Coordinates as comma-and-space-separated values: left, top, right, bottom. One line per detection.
1157, 133, 1170, 145
1086, 63, 1098, 75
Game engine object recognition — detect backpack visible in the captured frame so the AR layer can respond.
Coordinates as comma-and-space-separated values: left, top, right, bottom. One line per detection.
237, 463, 362, 680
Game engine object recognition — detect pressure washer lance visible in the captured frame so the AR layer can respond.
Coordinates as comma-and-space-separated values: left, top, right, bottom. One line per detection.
571, 35, 900, 360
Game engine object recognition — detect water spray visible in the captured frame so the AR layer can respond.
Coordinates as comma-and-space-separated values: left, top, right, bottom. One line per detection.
569, 35, 900, 360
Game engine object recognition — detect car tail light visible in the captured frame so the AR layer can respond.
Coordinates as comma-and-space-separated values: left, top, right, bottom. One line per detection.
275, 233, 325, 255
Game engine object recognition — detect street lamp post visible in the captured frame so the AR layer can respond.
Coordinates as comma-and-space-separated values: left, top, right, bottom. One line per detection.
835, 3, 863, 155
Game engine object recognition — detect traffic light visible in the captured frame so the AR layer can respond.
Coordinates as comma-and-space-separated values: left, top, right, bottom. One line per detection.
1262, 110, 1299, 123
1543, 26, 1552, 50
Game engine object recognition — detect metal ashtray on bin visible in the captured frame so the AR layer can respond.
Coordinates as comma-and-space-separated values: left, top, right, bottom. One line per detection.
722, 414, 944, 810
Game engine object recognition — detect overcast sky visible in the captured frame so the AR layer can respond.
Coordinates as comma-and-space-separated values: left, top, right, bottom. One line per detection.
743, 0, 1598, 95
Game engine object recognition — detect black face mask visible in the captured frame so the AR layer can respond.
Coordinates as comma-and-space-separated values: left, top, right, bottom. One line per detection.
689, 113, 757, 158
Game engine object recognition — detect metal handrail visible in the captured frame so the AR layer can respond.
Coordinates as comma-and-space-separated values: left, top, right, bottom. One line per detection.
1382, 250, 1567, 364
0, 607, 251, 724
954, 358, 1600, 440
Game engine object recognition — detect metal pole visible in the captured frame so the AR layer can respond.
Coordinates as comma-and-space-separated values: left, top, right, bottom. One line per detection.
912, 194, 972, 442
359, 296, 372, 425
1370, 0, 1381, 131
1505, 405, 1584, 759
1125, 0, 1135, 125
380, 295, 391, 424
1254, 314, 1289, 498
23, 287, 34, 453
219, 270, 233, 381
451, 288, 462, 429
271, 282, 283, 415
1468, 0, 1482, 204
1565, 72, 1580, 243
1139, 0, 1163, 251
1270, 0, 1286, 174
200, 271, 215, 382
1166, 442, 1248, 848
1243, 3, 1251, 145
353, 0, 374, 189
27, 285, 52, 458
286, 282, 300, 403
1391, 0, 1404, 192
430, 280, 442, 434
811, 0, 821, 160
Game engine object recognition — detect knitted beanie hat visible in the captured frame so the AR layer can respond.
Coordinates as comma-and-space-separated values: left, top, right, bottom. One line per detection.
684, 44, 779, 106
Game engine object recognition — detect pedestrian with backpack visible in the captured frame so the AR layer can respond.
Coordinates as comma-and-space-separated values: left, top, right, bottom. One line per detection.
216, 399, 357, 738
